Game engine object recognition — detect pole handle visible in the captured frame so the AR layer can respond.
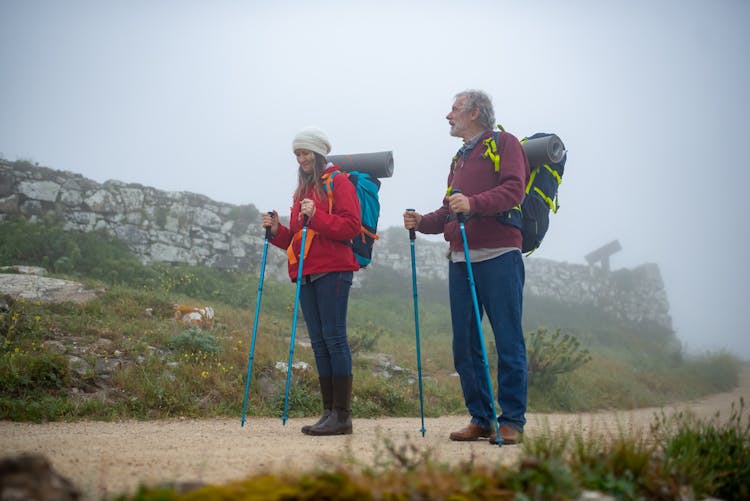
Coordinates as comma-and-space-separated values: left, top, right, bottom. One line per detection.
406, 208, 416, 240
265, 211, 273, 239
449, 189, 466, 223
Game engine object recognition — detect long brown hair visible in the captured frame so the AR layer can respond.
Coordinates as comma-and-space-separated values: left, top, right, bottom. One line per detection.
293, 152, 328, 201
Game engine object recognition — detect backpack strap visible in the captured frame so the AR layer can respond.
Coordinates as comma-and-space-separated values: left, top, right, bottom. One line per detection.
321, 170, 346, 214
287, 228, 317, 264
482, 132, 501, 172
481, 123, 506, 172
528, 164, 562, 213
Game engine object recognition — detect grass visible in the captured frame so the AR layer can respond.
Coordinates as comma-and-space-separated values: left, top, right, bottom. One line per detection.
0, 269, 740, 421
0, 279, 743, 423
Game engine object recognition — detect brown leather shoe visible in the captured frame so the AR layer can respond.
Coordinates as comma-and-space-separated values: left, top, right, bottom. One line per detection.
449, 423, 494, 441
489, 425, 523, 445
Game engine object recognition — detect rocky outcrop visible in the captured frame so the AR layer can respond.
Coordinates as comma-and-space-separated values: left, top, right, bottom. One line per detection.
1, 160, 271, 271
0, 159, 672, 330
0, 266, 102, 303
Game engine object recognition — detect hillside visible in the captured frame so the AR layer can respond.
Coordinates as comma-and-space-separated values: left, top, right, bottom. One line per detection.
2, 158, 673, 332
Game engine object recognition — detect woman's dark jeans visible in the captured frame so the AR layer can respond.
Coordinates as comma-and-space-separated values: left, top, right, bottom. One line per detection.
299, 271, 353, 377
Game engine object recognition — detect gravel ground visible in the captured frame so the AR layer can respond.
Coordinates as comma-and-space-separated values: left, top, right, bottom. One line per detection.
2, 366, 748, 500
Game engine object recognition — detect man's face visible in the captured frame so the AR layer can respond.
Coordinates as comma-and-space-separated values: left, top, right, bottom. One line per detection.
446, 96, 473, 139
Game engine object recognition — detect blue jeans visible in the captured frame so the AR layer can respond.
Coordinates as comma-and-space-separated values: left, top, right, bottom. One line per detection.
449, 251, 527, 432
299, 271, 353, 377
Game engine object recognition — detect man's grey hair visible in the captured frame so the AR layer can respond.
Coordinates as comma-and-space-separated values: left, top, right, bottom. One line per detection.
455, 90, 495, 130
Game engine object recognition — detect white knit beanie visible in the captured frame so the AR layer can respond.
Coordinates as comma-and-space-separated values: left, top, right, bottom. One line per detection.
292, 127, 332, 157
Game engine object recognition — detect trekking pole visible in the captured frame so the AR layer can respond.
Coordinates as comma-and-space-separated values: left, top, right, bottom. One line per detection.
282, 215, 309, 425
451, 190, 502, 446
406, 209, 427, 437
241, 212, 273, 427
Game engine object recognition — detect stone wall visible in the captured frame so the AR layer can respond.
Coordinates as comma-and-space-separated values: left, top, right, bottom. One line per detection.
372, 228, 672, 330
0, 159, 671, 330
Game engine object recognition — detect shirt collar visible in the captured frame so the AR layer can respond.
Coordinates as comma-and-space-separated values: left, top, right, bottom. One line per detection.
457, 130, 488, 157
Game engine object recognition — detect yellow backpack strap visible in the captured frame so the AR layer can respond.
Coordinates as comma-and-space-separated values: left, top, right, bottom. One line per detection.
526, 167, 537, 195
529, 164, 562, 213
482, 135, 500, 172
543, 163, 562, 185
480, 125, 505, 173
446, 154, 460, 196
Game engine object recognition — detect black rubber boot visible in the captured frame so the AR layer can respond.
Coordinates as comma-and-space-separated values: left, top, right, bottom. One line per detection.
307, 375, 352, 436
302, 376, 333, 435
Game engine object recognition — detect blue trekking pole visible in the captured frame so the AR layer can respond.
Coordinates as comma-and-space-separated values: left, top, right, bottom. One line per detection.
406, 209, 427, 437
282, 215, 309, 425
241, 212, 273, 427
451, 190, 502, 447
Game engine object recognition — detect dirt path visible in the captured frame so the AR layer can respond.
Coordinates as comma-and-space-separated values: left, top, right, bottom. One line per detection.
2, 367, 749, 500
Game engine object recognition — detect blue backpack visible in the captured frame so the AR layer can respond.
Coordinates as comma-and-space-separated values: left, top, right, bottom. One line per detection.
484, 130, 567, 254
322, 169, 381, 267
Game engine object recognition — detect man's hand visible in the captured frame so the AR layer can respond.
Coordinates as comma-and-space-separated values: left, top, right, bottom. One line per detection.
448, 192, 470, 214
403, 209, 422, 230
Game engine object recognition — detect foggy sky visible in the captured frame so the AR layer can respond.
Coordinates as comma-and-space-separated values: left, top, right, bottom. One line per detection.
1, 0, 748, 359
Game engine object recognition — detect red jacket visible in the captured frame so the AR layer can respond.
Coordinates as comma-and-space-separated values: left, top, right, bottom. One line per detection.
271, 165, 361, 281
419, 130, 530, 251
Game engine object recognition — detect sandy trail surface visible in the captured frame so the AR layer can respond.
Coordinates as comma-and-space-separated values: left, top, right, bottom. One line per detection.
2, 367, 748, 500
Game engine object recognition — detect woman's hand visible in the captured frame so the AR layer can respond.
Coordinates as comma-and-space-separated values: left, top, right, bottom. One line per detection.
262, 211, 279, 237
299, 198, 316, 221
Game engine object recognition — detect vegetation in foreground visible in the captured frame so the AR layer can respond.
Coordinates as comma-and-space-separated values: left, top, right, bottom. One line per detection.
0, 216, 744, 423
110, 400, 749, 500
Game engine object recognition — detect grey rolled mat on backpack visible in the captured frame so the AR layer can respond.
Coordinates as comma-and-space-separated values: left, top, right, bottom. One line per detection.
522, 134, 566, 167
328, 151, 394, 178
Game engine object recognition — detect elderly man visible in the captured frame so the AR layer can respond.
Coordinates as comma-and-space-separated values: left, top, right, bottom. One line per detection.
403, 90, 530, 444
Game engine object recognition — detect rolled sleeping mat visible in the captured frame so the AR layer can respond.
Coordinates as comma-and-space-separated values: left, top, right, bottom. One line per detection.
328, 150, 394, 178
522, 134, 566, 167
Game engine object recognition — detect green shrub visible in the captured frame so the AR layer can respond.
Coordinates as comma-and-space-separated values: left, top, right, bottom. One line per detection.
168, 329, 220, 355
348, 322, 381, 355
0, 350, 70, 395
0, 394, 75, 422
0, 297, 46, 345
526, 327, 592, 387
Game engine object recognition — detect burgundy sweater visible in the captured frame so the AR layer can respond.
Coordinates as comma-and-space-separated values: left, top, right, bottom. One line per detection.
419, 130, 530, 251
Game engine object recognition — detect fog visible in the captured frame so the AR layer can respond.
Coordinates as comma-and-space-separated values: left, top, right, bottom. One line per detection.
1, 0, 748, 359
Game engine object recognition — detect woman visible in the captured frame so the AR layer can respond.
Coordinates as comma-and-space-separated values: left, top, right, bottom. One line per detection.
262, 127, 361, 436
